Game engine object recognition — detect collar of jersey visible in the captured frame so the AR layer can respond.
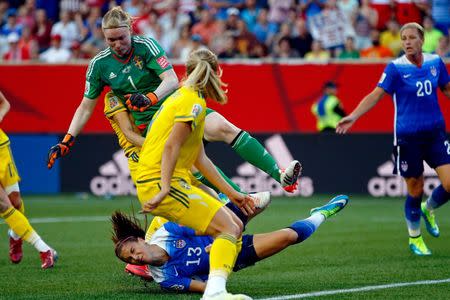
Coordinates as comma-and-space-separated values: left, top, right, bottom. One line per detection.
111, 47, 134, 64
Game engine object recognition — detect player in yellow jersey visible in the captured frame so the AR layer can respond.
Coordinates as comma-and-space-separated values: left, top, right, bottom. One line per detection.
0, 91, 57, 269
126, 49, 254, 300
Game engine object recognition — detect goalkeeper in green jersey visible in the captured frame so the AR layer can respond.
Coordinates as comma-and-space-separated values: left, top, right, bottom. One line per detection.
47, 6, 301, 193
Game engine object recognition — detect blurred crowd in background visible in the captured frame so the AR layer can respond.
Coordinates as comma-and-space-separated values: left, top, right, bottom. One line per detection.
0, 0, 449, 63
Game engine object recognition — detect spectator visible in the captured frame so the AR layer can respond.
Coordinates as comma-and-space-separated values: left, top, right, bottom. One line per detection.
225, 7, 240, 36
241, 0, 260, 32
304, 39, 330, 60
308, 0, 355, 56
17, 1, 36, 30
39, 34, 71, 63
369, 0, 391, 30
209, 20, 229, 54
51, 10, 79, 49
32, 8, 51, 52
422, 16, 444, 53
290, 18, 313, 57
360, 29, 394, 58
1, 9, 23, 36
3, 32, 30, 61
337, 36, 360, 59
393, 0, 428, 25
273, 36, 299, 58
430, 0, 450, 34
380, 19, 402, 56
179, 33, 207, 62
0, 1, 9, 27
268, 0, 294, 24
218, 33, 239, 58
135, 10, 159, 39
434, 36, 450, 58
59, 0, 83, 13
18, 24, 38, 59
298, 0, 325, 19
353, 0, 378, 50
171, 24, 192, 59
80, 20, 105, 58
122, 0, 144, 17
337, 0, 358, 21
251, 7, 278, 46
271, 22, 291, 53
234, 19, 260, 57
205, 0, 245, 20
159, 4, 190, 35
191, 9, 220, 45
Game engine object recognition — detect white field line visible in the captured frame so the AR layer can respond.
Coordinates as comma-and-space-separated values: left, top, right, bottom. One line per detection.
258, 278, 450, 300
0, 215, 109, 224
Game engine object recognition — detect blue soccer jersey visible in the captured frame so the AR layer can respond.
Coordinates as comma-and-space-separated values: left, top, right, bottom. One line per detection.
148, 222, 213, 292
377, 53, 450, 142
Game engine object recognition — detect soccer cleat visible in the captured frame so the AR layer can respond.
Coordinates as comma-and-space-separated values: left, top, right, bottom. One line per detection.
249, 191, 271, 209
40, 249, 58, 269
201, 291, 252, 300
9, 237, 23, 264
125, 264, 153, 281
280, 160, 302, 193
421, 202, 439, 237
310, 195, 349, 219
409, 235, 431, 256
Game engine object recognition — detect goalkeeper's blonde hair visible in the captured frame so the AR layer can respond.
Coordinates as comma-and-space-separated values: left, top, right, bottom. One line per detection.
184, 49, 227, 104
102, 6, 132, 30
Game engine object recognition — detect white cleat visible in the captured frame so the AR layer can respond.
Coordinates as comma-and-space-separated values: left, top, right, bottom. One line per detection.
249, 191, 271, 209
280, 160, 302, 193
201, 291, 252, 300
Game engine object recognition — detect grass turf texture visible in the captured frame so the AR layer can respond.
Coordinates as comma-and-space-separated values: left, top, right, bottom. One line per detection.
0, 195, 449, 299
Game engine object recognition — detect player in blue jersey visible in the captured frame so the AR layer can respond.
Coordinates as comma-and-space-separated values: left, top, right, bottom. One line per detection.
336, 22, 450, 256
111, 195, 349, 294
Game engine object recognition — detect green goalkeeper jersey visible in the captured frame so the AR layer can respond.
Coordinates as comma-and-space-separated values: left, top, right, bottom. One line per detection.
84, 35, 174, 132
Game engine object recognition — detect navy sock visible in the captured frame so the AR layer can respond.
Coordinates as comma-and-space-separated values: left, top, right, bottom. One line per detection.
288, 220, 316, 244
405, 194, 422, 235
428, 184, 450, 209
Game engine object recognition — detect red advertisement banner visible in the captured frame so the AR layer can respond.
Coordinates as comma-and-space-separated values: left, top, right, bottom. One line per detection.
1, 62, 449, 133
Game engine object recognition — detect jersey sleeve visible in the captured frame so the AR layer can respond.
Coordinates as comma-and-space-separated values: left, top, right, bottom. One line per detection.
84, 57, 106, 99
159, 276, 191, 292
174, 96, 204, 131
438, 58, 450, 88
143, 37, 173, 75
163, 222, 196, 237
377, 62, 398, 95
104, 92, 127, 119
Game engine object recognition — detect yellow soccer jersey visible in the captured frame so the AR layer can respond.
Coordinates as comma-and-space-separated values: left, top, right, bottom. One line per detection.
0, 128, 10, 148
137, 86, 206, 182
104, 92, 140, 158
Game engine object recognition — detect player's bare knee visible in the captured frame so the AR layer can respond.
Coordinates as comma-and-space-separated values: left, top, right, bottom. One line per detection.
223, 219, 243, 238
286, 229, 299, 245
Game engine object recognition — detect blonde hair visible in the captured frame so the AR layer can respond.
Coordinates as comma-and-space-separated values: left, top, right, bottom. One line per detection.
184, 49, 228, 104
102, 6, 132, 30
400, 22, 424, 40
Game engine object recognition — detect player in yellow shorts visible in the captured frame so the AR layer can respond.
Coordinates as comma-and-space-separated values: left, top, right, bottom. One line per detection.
127, 49, 254, 300
0, 91, 57, 269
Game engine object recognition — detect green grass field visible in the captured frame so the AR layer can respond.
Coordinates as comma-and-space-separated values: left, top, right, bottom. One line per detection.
1, 195, 449, 299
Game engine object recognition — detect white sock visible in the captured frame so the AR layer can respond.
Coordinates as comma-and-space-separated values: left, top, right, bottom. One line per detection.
307, 213, 326, 228
27, 232, 51, 252
203, 274, 227, 297
8, 229, 21, 240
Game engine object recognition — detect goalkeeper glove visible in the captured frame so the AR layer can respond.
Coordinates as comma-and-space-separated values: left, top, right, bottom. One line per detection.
125, 92, 158, 112
47, 133, 75, 169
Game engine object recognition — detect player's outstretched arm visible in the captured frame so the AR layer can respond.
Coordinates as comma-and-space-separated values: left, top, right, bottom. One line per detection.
47, 96, 98, 169
0, 91, 11, 123
336, 87, 385, 134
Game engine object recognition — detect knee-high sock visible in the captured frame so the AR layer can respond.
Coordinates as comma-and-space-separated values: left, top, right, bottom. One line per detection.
231, 131, 281, 182
1, 207, 50, 252
204, 233, 238, 296
427, 184, 450, 210
9, 201, 25, 240
405, 194, 422, 237
192, 166, 242, 193
288, 213, 325, 244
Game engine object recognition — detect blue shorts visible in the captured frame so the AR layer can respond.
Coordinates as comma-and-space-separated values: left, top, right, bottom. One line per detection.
234, 235, 260, 272
393, 129, 450, 178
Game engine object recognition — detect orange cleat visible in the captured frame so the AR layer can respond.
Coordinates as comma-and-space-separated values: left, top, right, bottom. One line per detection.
125, 264, 153, 281
9, 237, 23, 264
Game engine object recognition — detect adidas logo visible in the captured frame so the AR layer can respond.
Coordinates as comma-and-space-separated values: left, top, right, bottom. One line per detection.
90, 150, 136, 196
368, 161, 438, 197
231, 135, 313, 197
109, 72, 117, 79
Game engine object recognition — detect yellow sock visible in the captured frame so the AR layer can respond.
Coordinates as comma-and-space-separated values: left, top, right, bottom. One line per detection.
0, 207, 34, 241
209, 233, 238, 278
17, 201, 25, 214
